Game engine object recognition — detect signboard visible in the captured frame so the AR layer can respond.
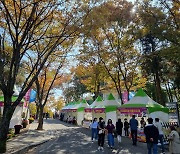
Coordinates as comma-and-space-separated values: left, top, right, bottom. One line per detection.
118, 107, 147, 116
94, 108, 105, 113
84, 108, 92, 112
166, 102, 179, 123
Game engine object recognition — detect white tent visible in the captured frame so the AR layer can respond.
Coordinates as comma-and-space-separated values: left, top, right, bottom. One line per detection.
76, 99, 89, 125
84, 96, 103, 121
0, 96, 27, 128
90, 96, 103, 108
119, 88, 169, 122
104, 93, 121, 125
94, 93, 121, 125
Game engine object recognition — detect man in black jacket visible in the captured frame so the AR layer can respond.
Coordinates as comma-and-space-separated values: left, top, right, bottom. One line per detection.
144, 118, 159, 154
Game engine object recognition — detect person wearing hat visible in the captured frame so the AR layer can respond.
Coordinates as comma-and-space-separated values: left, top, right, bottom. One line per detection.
124, 118, 129, 137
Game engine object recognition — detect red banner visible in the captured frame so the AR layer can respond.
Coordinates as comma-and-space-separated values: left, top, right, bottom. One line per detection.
84, 108, 92, 112
118, 107, 147, 115
94, 108, 105, 113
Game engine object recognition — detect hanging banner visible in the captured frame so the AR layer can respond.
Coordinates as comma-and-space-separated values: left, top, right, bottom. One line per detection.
129, 92, 135, 100
24, 89, 31, 102
122, 91, 128, 103
29, 90, 37, 102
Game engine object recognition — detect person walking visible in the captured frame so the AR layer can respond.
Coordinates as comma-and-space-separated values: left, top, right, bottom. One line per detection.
97, 117, 106, 151
116, 119, 123, 143
124, 118, 129, 137
129, 115, 138, 145
168, 125, 180, 154
106, 119, 115, 149
144, 118, 159, 154
154, 118, 165, 154
90, 118, 98, 141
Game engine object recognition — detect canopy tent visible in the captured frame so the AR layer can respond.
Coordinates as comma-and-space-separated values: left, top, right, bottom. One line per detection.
94, 93, 121, 124
83, 96, 103, 121
84, 96, 103, 112
76, 99, 89, 125
61, 100, 89, 125
119, 88, 169, 122
0, 96, 28, 128
104, 93, 121, 124
90, 96, 103, 108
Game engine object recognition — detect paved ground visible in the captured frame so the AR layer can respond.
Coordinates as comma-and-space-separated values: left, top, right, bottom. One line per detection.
6, 119, 63, 153
24, 119, 168, 154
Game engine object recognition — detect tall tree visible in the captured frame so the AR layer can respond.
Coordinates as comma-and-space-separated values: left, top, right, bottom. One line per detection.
137, 0, 180, 104
0, 0, 88, 152
80, 0, 146, 103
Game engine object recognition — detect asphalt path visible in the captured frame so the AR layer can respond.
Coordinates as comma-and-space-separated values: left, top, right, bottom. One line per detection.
26, 119, 165, 154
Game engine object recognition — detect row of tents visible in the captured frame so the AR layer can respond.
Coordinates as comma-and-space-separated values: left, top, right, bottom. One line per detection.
61, 89, 169, 125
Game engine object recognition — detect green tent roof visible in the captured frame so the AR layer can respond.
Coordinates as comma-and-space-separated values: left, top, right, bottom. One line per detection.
107, 93, 115, 100
120, 89, 169, 114
135, 88, 147, 97
96, 96, 103, 102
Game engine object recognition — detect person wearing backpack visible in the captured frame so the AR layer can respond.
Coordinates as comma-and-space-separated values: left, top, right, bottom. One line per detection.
144, 118, 159, 154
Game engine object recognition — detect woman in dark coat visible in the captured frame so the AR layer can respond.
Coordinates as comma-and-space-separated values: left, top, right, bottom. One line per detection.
116, 119, 123, 143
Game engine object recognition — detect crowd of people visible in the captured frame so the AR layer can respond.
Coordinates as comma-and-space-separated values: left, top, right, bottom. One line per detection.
89, 115, 180, 154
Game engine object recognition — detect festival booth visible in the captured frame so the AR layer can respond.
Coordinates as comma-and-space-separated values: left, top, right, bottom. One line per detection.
104, 93, 121, 125
61, 100, 89, 126
94, 93, 121, 125
61, 102, 78, 122
76, 99, 89, 125
84, 96, 103, 121
118, 88, 169, 142
0, 96, 27, 128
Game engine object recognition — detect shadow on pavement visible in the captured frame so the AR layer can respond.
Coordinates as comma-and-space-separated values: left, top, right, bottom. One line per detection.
27, 120, 166, 154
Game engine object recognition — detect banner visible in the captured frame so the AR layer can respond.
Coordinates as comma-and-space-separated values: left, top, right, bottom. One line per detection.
29, 89, 37, 102
84, 108, 92, 112
122, 91, 128, 103
94, 108, 105, 113
118, 107, 147, 115
24, 89, 31, 102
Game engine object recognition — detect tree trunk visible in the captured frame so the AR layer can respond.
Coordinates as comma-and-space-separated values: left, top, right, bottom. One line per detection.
37, 106, 44, 130
94, 82, 100, 101
36, 105, 40, 119
155, 71, 164, 106
0, 105, 15, 153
